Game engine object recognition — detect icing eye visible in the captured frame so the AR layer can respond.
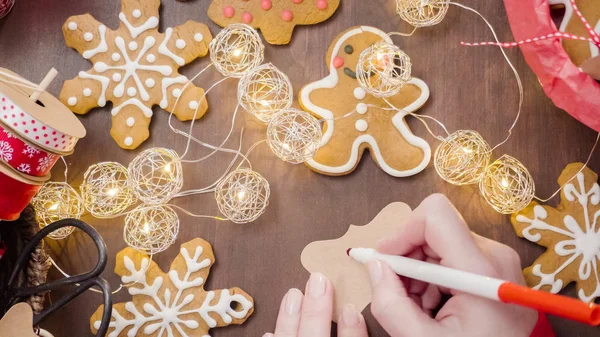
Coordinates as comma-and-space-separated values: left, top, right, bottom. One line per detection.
344, 45, 354, 55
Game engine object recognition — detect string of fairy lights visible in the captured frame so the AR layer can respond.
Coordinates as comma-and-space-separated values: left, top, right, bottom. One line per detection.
32, 1, 599, 256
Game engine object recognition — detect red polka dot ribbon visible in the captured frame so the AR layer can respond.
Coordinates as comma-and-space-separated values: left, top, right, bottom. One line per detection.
462, 0, 600, 49
0, 94, 78, 153
0, 123, 59, 177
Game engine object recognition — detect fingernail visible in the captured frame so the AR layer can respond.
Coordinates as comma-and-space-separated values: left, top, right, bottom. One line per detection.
342, 304, 360, 326
263, 334, 274, 337
307, 272, 326, 297
368, 260, 383, 285
285, 288, 303, 315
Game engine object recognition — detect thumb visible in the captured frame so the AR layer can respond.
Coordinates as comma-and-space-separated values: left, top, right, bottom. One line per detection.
368, 260, 441, 337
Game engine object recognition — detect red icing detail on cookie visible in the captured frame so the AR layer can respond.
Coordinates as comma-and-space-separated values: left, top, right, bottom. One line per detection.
223, 6, 235, 18
260, 0, 272, 11
242, 12, 253, 23
317, 0, 328, 9
333, 56, 344, 69
282, 10, 293, 21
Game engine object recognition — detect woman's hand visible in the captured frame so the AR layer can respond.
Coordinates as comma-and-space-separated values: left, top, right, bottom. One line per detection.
371, 194, 538, 337
262, 273, 368, 337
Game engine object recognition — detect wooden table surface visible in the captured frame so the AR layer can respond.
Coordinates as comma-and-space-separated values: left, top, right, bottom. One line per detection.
1, 0, 599, 336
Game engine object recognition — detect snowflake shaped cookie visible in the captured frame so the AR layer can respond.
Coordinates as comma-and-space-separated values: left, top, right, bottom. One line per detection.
60, 0, 213, 149
299, 26, 431, 177
90, 238, 254, 337
511, 162, 600, 302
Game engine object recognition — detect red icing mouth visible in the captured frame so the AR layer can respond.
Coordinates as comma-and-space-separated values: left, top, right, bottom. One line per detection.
333, 56, 344, 69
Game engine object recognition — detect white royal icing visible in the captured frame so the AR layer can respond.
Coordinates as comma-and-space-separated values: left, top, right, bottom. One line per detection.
355, 119, 368, 132
176, 39, 186, 49
112, 73, 122, 82
83, 25, 108, 59
550, 0, 600, 58
127, 87, 137, 97
92, 245, 253, 337
515, 171, 600, 302
194, 33, 204, 42
126, 117, 135, 127
124, 136, 133, 146
79, 71, 109, 107
145, 78, 155, 88
118, 12, 159, 39
133, 9, 142, 18
68, 22, 77, 31
160, 76, 187, 108
146, 53, 156, 63
189, 101, 198, 110
356, 103, 367, 114
68, 97, 77, 106
300, 26, 431, 177
353, 87, 366, 100
111, 98, 153, 118
159, 28, 186, 66
129, 41, 138, 51
83, 88, 92, 97
84, 32, 94, 41
112, 52, 121, 62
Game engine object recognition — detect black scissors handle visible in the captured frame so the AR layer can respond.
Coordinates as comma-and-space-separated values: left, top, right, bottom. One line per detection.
6, 219, 112, 336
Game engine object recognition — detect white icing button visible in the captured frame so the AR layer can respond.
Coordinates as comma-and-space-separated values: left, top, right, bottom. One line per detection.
194, 33, 203, 42
126, 117, 135, 127
145, 78, 155, 88
176, 39, 186, 49
128, 41, 138, 51
83, 88, 92, 97
124, 137, 133, 146
188, 101, 198, 110
83, 32, 94, 41
127, 87, 137, 97
355, 119, 368, 132
67, 97, 77, 106
172, 89, 181, 97
354, 87, 366, 100
356, 103, 367, 114
68, 22, 78, 31
133, 9, 142, 18
146, 53, 156, 63
112, 73, 122, 82
112, 53, 121, 62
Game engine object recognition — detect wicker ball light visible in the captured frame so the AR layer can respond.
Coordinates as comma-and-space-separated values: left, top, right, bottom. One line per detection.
434, 130, 492, 185
396, 0, 450, 27
238, 63, 293, 123
123, 204, 180, 254
127, 148, 183, 205
479, 155, 535, 214
209, 23, 265, 78
356, 41, 412, 97
31, 182, 84, 240
266, 109, 322, 164
80, 162, 137, 218
215, 168, 270, 224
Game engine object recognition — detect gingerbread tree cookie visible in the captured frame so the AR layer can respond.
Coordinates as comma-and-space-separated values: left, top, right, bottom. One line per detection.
301, 202, 411, 321
550, 0, 600, 66
299, 26, 431, 177
207, 0, 340, 45
61, 0, 213, 149
511, 162, 600, 302
90, 238, 254, 337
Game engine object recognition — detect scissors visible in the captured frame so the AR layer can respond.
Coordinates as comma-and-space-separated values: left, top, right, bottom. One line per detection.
0, 219, 112, 336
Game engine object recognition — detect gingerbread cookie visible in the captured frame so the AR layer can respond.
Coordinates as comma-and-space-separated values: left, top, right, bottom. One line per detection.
61, 0, 213, 149
511, 162, 600, 302
550, 0, 600, 66
299, 26, 431, 177
90, 238, 254, 336
301, 202, 411, 321
207, 0, 340, 45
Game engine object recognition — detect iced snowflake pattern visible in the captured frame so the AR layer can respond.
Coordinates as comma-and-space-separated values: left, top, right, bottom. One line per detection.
2, 129, 13, 138
0, 141, 13, 162
60, 0, 213, 149
91, 238, 254, 337
22, 144, 40, 158
512, 163, 600, 302
37, 155, 53, 173
17, 163, 31, 174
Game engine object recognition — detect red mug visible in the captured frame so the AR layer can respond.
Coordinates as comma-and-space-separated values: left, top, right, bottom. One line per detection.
0, 0, 14, 19
0, 161, 44, 221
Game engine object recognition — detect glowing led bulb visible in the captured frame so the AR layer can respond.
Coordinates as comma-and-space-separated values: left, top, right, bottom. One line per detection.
143, 222, 151, 234
259, 100, 270, 107
48, 203, 60, 212
164, 163, 172, 172
237, 189, 247, 201
106, 188, 118, 197
501, 178, 510, 188
232, 48, 243, 58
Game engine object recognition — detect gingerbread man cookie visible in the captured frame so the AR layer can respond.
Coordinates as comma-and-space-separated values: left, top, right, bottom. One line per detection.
90, 238, 254, 337
299, 26, 431, 177
511, 163, 600, 302
207, 0, 340, 45
60, 0, 213, 149
550, 0, 600, 66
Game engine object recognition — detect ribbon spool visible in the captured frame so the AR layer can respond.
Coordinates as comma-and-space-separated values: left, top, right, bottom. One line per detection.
0, 68, 87, 220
